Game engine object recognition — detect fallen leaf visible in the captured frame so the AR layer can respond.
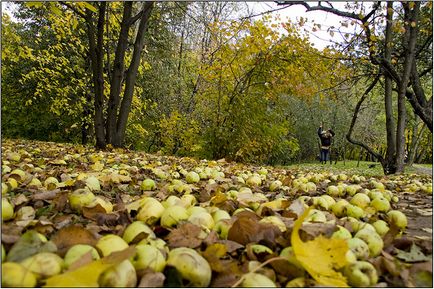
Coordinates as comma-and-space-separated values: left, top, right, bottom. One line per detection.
51, 225, 97, 257
7, 230, 57, 262
166, 223, 203, 248
395, 243, 431, 262
291, 207, 348, 287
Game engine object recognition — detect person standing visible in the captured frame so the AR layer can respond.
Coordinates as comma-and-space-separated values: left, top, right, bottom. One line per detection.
318, 123, 335, 164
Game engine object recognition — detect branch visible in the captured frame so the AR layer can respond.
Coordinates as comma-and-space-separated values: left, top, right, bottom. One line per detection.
60, 1, 86, 19
346, 73, 383, 160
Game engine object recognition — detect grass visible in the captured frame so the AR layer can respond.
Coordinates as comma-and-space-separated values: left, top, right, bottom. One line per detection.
284, 160, 432, 177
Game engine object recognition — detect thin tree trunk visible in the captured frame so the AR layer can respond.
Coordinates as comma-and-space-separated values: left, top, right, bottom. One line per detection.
384, 1, 396, 173
115, 2, 154, 147
106, 2, 133, 144
396, 2, 419, 172
86, 3, 107, 149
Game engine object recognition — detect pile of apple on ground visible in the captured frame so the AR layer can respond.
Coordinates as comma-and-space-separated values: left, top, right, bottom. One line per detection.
1, 139, 432, 287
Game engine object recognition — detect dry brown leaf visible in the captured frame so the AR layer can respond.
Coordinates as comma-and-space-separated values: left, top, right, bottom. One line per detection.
51, 225, 97, 257
166, 223, 203, 249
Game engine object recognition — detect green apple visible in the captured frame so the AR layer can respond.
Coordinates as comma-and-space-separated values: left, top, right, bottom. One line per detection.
326, 185, 340, 197
344, 261, 378, 287
331, 225, 352, 240
180, 194, 197, 208
246, 175, 262, 187
1, 182, 8, 195
187, 206, 208, 216
137, 198, 165, 225
68, 188, 96, 211
370, 196, 390, 212
99, 259, 137, 287
64, 244, 100, 268
368, 189, 383, 200
312, 196, 330, 210
28, 177, 42, 188
280, 246, 304, 270
372, 220, 390, 237
123, 221, 156, 244
354, 229, 383, 257
350, 193, 371, 209
161, 205, 189, 228
188, 211, 215, 230
387, 210, 407, 230
258, 168, 268, 175
250, 244, 273, 255
285, 277, 306, 287
320, 195, 336, 208
96, 234, 129, 257
21, 252, 64, 278
345, 185, 361, 196
214, 219, 232, 239
269, 180, 282, 192
345, 204, 365, 219
241, 272, 276, 287
338, 174, 348, 181
2, 198, 14, 221
2, 262, 37, 287
44, 177, 59, 190
186, 172, 200, 184
141, 178, 156, 191
305, 209, 327, 223
133, 244, 166, 272
347, 237, 370, 260
167, 247, 211, 287
331, 199, 349, 217
211, 209, 231, 223
305, 182, 317, 192
259, 216, 286, 232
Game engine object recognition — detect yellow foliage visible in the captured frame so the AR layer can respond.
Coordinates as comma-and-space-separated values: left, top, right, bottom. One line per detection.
291, 207, 349, 287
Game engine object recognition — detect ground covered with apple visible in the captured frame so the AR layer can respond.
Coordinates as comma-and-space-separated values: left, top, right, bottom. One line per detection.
1, 139, 432, 287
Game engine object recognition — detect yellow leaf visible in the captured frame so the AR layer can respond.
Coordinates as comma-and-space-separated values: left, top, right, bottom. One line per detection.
44, 247, 136, 287
291, 207, 349, 287
81, 2, 98, 13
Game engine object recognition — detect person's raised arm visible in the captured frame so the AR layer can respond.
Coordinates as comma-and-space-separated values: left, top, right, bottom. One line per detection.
329, 129, 335, 136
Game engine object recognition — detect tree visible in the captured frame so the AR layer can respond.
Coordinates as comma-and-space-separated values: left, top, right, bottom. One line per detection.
57, 1, 154, 148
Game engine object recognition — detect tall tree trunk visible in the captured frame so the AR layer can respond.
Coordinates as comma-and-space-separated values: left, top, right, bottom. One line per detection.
383, 1, 397, 174
408, 119, 425, 166
106, 2, 133, 144
396, 2, 419, 172
86, 2, 107, 149
115, 2, 154, 147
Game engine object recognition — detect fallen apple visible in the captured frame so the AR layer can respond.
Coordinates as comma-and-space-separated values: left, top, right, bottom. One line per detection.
350, 193, 371, 209
344, 260, 378, 287
141, 178, 156, 191
387, 210, 407, 230
137, 198, 165, 225
331, 225, 352, 240
331, 199, 349, 217
186, 171, 200, 183
2, 198, 14, 221
167, 247, 211, 287
354, 229, 383, 257
246, 175, 262, 187
326, 185, 340, 197
188, 211, 215, 230
259, 216, 286, 232
64, 244, 100, 269
123, 221, 156, 244
2, 262, 37, 287
211, 209, 231, 223
85, 176, 101, 191
96, 234, 129, 257
372, 220, 390, 237
99, 259, 137, 287
241, 272, 276, 287
68, 188, 96, 211
133, 244, 166, 272
20, 252, 64, 278
269, 180, 282, 192
347, 237, 370, 260
160, 205, 189, 228
370, 196, 390, 212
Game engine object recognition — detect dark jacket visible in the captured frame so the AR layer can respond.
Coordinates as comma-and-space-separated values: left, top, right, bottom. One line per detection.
318, 127, 335, 147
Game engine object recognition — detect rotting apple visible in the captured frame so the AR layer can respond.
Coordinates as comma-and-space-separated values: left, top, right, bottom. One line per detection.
331, 225, 352, 240
186, 171, 200, 184
68, 188, 96, 211
137, 198, 165, 225
347, 237, 370, 260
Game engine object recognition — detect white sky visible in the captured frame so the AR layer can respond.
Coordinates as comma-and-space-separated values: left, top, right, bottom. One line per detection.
246, 1, 365, 50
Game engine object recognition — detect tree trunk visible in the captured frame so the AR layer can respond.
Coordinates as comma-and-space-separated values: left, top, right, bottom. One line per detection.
86, 3, 107, 149
383, 1, 397, 174
408, 119, 425, 166
115, 2, 154, 147
396, 2, 419, 173
106, 2, 133, 145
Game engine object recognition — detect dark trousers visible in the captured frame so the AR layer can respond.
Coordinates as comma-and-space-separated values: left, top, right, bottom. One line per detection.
320, 148, 330, 163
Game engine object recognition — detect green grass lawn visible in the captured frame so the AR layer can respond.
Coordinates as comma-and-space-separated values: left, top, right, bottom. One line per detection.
284, 160, 432, 177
